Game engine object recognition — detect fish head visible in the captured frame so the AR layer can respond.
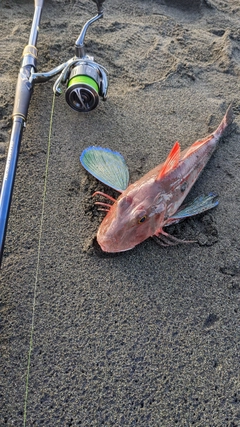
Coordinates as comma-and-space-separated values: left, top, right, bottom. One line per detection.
97, 181, 166, 252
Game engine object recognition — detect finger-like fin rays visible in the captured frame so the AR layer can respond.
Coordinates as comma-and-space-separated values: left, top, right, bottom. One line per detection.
92, 191, 116, 203
153, 229, 196, 247
92, 191, 116, 213
157, 141, 180, 180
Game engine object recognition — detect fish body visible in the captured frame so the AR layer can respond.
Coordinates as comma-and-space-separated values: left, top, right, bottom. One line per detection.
95, 105, 233, 252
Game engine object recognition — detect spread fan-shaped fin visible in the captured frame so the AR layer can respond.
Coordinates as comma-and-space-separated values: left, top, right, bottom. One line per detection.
157, 141, 180, 180
164, 193, 219, 226
80, 146, 129, 192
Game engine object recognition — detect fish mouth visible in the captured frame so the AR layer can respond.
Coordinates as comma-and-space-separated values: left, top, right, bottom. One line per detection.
97, 225, 137, 253
92, 237, 121, 257
97, 238, 135, 253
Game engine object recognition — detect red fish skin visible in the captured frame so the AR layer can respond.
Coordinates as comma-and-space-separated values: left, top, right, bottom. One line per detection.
97, 105, 233, 253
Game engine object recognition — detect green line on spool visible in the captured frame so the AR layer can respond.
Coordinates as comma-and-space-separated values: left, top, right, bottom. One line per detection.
68, 75, 99, 93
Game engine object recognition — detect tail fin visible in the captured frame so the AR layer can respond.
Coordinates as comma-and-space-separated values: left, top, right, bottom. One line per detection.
214, 103, 233, 138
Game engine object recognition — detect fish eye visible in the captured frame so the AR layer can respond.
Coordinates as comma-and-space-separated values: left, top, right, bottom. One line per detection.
138, 215, 147, 224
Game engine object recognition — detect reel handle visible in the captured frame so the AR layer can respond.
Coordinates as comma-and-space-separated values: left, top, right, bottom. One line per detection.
75, 0, 105, 58
92, 0, 105, 14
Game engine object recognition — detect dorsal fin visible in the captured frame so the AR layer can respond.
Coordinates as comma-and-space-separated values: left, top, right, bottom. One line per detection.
182, 135, 213, 160
157, 141, 180, 180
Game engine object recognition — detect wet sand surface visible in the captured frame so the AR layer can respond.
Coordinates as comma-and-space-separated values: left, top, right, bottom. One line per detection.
0, 0, 240, 425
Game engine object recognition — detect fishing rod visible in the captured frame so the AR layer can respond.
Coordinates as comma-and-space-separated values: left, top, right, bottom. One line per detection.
0, 0, 108, 266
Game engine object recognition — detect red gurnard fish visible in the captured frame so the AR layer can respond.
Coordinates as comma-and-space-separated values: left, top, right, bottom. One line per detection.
80, 104, 233, 252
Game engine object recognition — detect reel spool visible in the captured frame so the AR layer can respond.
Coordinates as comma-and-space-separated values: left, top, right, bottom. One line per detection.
65, 62, 107, 112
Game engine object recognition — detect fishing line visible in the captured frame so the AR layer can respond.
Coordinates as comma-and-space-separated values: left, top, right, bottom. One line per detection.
23, 92, 55, 427
0, 1, 109, 423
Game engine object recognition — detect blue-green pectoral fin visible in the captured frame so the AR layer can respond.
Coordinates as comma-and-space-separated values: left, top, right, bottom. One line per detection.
165, 193, 219, 227
80, 146, 130, 192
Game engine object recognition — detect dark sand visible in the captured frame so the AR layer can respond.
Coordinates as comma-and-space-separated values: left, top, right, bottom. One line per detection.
1, 0, 240, 425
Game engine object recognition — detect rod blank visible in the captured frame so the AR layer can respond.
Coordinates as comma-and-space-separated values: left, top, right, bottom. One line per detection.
0, 1, 44, 266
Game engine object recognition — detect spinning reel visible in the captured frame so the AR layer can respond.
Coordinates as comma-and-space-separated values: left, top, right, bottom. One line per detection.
31, 0, 108, 112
